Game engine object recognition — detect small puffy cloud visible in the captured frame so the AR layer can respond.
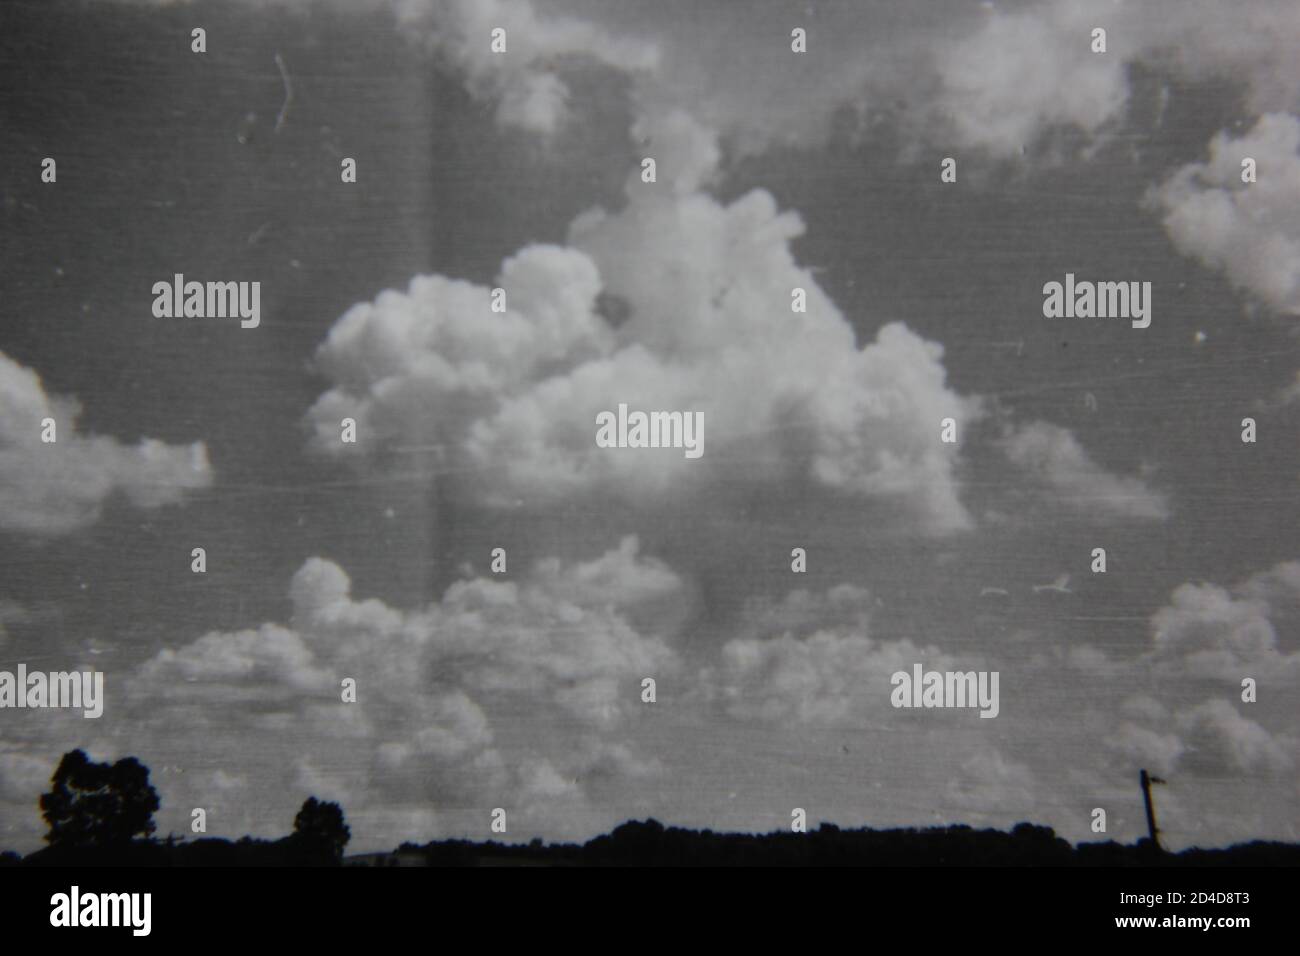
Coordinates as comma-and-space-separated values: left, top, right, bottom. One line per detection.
1107, 721, 1185, 779
735, 584, 876, 639
404, 0, 659, 136
1065, 644, 1119, 677
1000, 420, 1168, 520
530, 534, 682, 610
0, 600, 29, 647
0, 749, 53, 806
914, 0, 1300, 160
1135, 0, 1300, 120
629, 107, 721, 196
517, 757, 580, 802
309, 110, 979, 533
711, 630, 953, 725
0, 351, 211, 535
1275, 371, 1300, 406
1238, 561, 1300, 638
1148, 113, 1300, 315
1176, 699, 1294, 776
934, 0, 1128, 158
137, 623, 337, 699
704, 583, 962, 726
1105, 562, 1300, 784
1148, 561, 1300, 681
942, 748, 1036, 815
1120, 695, 1170, 725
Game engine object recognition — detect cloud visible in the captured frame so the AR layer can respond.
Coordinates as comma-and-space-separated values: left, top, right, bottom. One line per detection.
1105, 562, 1300, 781
942, 748, 1036, 815
932, 0, 1128, 158
920, 0, 1300, 160
308, 109, 979, 533
463, 0, 1298, 164
1275, 371, 1300, 406
0, 600, 29, 648
734, 584, 876, 639
1107, 721, 1185, 779
1134, 0, 1300, 119
1000, 420, 1169, 520
70, 537, 678, 845
0, 748, 53, 806
59, 0, 1300, 854
1148, 113, 1300, 315
0, 351, 212, 535
703, 583, 964, 726
1174, 699, 1295, 776
103, 0, 1300, 165
138, 623, 337, 699
396, 0, 659, 136
529, 533, 683, 609
0, 537, 685, 848
710, 629, 955, 725
93, 0, 657, 139
414, 0, 1299, 167
1148, 561, 1300, 681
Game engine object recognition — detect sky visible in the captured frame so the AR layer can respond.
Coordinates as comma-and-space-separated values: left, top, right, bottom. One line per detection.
0, 0, 1297, 854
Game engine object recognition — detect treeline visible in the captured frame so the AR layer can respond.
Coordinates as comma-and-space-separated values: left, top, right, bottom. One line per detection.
6, 834, 345, 867
2, 749, 351, 868
395, 819, 1300, 867
4, 749, 1297, 866
5, 818, 1297, 869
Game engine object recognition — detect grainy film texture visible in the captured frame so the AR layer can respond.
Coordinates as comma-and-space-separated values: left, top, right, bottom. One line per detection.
1, 0, 1298, 868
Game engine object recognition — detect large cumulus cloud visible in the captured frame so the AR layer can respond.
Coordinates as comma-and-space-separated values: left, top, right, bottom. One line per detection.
308, 109, 980, 533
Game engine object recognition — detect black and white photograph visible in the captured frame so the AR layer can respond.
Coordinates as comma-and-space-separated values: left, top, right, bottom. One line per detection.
1, 0, 1297, 938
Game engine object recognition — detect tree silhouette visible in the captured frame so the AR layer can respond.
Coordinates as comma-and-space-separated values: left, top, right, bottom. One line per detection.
39, 749, 160, 847
292, 797, 351, 860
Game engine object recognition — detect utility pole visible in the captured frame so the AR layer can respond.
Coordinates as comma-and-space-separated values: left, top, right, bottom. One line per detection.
1139, 769, 1166, 852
